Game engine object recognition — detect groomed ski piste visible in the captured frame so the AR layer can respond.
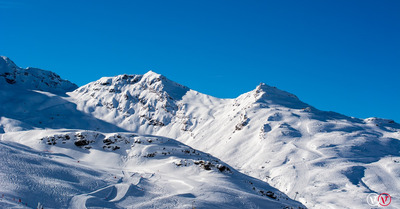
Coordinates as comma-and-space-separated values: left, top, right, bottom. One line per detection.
1, 56, 399, 208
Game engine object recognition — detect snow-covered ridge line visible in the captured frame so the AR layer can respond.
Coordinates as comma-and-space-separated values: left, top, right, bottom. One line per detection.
0, 56, 77, 94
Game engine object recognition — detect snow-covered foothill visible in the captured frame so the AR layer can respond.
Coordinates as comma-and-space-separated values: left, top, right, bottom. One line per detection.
0, 130, 305, 208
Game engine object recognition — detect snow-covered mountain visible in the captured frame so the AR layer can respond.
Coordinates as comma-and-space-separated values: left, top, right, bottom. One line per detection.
1, 56, 399, 208
70, 70, 400, 209
0, 57, 305, 208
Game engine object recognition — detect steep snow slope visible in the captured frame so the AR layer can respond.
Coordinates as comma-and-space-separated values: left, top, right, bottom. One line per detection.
0, 87, 125, 133
0, 130, 304, 209
71, 71, 400, 209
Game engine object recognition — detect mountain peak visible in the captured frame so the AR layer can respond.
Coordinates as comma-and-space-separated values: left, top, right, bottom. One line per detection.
143, 70, 162, 77
86, 71, 189, 101
72, 71, 191, 129
142, 70, 166, 85
254, 82, 296, 98
0, 56, 18, 73
249, 82, 308, 109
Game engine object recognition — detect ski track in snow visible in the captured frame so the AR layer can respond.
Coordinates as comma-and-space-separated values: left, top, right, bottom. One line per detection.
70, 173, 144, 208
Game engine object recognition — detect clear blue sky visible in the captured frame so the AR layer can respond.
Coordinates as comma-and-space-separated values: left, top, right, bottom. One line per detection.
1, 0, 399, 122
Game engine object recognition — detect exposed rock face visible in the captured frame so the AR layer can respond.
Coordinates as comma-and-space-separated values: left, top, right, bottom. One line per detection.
71, 71, 190, 131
